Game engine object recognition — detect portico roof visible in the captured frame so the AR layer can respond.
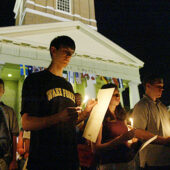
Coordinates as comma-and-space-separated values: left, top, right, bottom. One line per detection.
0, 21, 144, 82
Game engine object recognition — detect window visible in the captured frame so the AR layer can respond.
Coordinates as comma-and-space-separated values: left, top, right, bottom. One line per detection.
56, 0, 70, 13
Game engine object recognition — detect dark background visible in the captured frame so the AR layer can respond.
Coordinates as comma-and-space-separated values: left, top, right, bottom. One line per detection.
94, 0, 170, 106
0, 0, 169, 106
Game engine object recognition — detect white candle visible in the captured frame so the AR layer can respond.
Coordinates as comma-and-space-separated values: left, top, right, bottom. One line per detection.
83, 95, 89, 104
129, 118, 133, 127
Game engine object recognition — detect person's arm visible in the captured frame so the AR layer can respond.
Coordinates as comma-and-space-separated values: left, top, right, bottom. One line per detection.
92, 125, 136, 153
135, 128, 170, 145
9, 136, 18, 170
133, 102, 170, 145
76, 99, 97, 124
76, 110, 88, 125
24, 139, 30, 154
17, 131, 25, 155
23, 138, 30, 158
22, 107, 78, 131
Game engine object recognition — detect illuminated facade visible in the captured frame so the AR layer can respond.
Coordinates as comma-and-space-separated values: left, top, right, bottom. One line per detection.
14, 0, 97, 30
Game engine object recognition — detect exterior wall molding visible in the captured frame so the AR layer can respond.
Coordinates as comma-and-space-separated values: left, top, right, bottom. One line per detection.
0, 39, 140, 82
14, 0, 23, 18
0, 21, 143, 67
25, 0, 97, 23
21, 8, 97, 30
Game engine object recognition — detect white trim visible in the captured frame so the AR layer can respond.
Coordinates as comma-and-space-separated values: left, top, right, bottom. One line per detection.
0, 20, 143, 82
73, 14, 96, 23
0, 21, 143, 66
46, 6, 54, 11
0, 41, 141, 82
26, 0, 97, 23
20, 8, 26, 25
88, 25, 97, 31
21, 8, 97, 30
69, 0, 72, 14
25, 8, 70, 21
19, 0, 24, 25
14, 0, 23, 18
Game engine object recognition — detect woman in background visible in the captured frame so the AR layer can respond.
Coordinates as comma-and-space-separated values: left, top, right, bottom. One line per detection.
92, 83, 137, 170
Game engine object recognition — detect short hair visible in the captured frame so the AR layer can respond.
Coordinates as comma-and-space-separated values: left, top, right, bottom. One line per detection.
142, 74, 163, 89
50, 35, 76, 51
101, 83, 118, 90
0, 78, 4, 89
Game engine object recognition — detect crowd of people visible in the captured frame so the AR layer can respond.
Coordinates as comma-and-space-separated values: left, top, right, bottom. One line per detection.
0, 35, 169, 170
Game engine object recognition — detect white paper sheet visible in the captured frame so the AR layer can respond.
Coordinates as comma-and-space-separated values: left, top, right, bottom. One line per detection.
83, 88, 115, 142
139, 135, 158, 151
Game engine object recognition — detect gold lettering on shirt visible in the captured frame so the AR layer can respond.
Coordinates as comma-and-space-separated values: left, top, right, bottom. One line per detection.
46, 88, 75, 103
63, 89, 67, 98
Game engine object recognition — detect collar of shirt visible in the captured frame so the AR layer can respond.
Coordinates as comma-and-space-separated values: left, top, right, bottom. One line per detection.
143, 94, 161, 105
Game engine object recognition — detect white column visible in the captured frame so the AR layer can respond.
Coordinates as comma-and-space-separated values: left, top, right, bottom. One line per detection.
85, 79, 96, 99
0, 64, 4, 78
119, 88, 124, 107
128, 81, 140, 109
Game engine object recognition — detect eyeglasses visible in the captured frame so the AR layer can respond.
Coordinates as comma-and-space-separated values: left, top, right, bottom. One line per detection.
60, 48, 75, 57
151, 84, 164, 90
113, 94, 120, 97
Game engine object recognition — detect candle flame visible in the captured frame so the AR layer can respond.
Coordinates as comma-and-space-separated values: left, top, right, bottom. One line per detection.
83, 95, 89, 104
129, 118, 133, 127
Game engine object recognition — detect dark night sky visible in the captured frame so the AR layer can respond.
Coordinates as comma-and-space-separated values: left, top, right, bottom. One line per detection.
0, 0, 169, 105
0, 1, 16, 26
94, 0, 170, 106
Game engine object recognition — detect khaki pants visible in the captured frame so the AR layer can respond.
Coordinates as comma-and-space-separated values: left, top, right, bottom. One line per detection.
0, 158, 8, 170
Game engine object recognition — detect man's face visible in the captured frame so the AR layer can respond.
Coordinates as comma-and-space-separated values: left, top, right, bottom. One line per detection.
0, 84, 4, 98
52, 46, 75, 67
147, 82, 164, 99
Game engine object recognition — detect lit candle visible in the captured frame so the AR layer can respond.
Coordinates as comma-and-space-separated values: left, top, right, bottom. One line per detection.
129, 118, 133, 127
83, 95, 89, 104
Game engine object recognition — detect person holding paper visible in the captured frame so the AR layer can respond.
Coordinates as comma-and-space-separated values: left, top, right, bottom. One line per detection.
133, 74, 170, 170
21, 36, 97, 170
92, 83, 137, 170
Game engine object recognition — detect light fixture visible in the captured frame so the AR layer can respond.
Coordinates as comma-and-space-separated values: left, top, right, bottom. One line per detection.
8, 74, 12, 77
